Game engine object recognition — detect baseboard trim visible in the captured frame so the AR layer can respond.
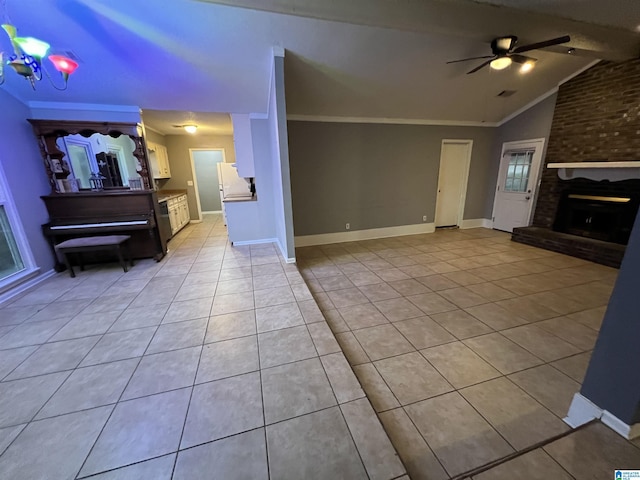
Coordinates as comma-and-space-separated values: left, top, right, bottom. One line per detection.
460, 218, 493, 229
232, 238, 279, 247
275, 239, 297, 264
0, 268, 55, 306
295, 223, 436, 247
602, 411, 640, 440
564, 393, 603, 428
565, 393, 640, 440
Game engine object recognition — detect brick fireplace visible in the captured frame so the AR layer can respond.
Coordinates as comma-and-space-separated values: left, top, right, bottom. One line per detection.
512, 59, 640, 267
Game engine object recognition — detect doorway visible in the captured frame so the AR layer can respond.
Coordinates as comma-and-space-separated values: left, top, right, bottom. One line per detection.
190, 149, 226, 220
492, 139, 545, 232
435, 140, 473, 228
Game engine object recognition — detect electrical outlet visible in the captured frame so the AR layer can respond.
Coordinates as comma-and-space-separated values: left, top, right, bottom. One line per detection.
423, 215, 427, 222
187, 180, 194, 186
345, 223, 350, 230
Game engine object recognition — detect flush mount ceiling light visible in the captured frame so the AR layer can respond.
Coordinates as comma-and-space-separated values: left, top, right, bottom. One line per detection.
0, 23, 78, 90
183, 125, 198, 134
490, 56, 512, 70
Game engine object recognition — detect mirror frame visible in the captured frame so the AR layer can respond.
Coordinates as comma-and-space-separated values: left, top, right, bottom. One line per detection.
28, 119, 153, 194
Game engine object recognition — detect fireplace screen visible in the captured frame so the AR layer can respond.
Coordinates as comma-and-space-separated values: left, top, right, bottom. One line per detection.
504, 150, 533, 192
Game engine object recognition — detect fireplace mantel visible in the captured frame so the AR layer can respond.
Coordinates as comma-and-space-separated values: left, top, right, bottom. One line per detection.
547, 162, 640, 181
547, 162, 640, 169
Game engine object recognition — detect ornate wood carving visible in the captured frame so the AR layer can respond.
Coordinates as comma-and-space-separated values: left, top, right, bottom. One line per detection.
28, 119, 154, 193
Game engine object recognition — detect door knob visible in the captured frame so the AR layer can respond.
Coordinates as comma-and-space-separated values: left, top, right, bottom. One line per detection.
525, 195, 531, 200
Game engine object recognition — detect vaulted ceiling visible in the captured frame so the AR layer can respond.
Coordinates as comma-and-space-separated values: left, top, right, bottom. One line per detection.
1, 0, 638, 125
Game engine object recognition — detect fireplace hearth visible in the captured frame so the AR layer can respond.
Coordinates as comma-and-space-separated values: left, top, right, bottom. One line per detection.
513, 178, 640, 268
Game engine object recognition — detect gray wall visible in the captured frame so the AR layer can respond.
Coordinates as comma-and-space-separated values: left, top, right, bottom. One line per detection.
162, 134, 236, 219
145, 129, 168, 147
0, 90, 56, 278
288, 121, 495, 236
486, 93, 558, 218
192, 150, 223, 212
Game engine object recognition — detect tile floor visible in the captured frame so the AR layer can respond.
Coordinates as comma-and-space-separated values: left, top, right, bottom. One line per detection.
1, 218, 639, 480
0, 214, 405, 480
296, 227, 640, 479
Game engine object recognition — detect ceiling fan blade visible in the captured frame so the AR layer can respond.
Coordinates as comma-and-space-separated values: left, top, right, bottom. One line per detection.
509, 54, 537, 64
467, 59, 493, 74
512, 35, 570, 54
447, 55, 494, 64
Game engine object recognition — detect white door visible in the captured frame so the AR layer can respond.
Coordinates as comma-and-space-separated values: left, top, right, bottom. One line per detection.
435, 141, 472, 227
492, 139, 545, 232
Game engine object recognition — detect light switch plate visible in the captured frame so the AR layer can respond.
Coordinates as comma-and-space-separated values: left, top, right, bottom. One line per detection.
187, 181, 194, 186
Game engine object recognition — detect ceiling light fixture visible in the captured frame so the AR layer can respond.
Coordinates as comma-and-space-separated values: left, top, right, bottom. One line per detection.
520, 61, 535, 73
0, 23, 78, 90
183, 125, 198, 134
490, 56, 512, 70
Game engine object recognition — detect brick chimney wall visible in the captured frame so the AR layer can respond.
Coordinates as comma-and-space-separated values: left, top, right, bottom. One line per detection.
533, 59, 640, 228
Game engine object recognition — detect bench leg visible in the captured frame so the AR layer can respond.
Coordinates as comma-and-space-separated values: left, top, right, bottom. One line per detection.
116, 246, 128, 273
78, 252, 85, 272
62, 252, 75, 278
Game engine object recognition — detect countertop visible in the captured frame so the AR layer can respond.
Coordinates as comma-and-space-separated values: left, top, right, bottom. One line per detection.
223, 195, 257, 203
157, 190, 187, 203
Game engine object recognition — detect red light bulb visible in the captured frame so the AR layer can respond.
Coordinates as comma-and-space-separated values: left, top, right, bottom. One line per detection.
48, 55, 79, 76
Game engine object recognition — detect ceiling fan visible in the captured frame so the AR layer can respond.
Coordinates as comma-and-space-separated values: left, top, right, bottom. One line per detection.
447, 35, 571, 74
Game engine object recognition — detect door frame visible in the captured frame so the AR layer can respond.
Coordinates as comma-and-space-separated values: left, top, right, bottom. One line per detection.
189, 148, 227, 222
435, 139, 473, 228
491, 138, 546, 230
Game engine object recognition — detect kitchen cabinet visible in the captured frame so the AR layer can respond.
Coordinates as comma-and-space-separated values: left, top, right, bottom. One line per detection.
147, 141, 171, 179
168, 193, 190, 235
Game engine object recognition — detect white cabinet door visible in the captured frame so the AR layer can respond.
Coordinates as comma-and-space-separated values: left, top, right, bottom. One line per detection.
147, 142, 171, 179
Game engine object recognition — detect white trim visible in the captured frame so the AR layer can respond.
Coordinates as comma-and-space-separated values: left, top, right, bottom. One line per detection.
295, 223, 436, 247
275, 238, 296, 264
28, 101, 140, 112
496, 88, 558, 126
496, 60, 600, 126
232, 238, 279, 246
460, 218, 493, 229
202, 210, 222, 214
143, 124, 165, 136
547, 162, 640, 169
0, 269, 53, 306
249, 113, 269, 120
272, 46, 285, 57
435, 139, 473, 228
564, 393, 603, 428
602, 411, 640, 440
188, 148, 226, 222
287, 114, 497, 127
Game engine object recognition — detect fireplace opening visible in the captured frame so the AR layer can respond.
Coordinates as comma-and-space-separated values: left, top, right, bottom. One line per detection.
554, 183, 640, 245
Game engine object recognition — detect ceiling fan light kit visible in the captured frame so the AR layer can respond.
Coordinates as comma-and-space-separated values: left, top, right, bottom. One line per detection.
490, 56, 512, 70
447, 34, 571, 75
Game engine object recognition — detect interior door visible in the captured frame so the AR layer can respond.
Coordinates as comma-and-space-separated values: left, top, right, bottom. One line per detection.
435, 141, 472, 227
492, 140, 545, 232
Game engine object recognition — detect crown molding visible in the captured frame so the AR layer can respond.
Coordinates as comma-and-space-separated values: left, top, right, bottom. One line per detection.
28, 101, 141, 112
142, 124, 165, 135
287, 114, 497, 127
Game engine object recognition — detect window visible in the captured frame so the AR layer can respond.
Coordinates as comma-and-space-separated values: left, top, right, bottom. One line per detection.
0, 162, 36, 291
504, 150, 533, 192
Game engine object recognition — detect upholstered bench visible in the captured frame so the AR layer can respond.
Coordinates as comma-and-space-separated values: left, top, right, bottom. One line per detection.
54, 235, 132, 278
